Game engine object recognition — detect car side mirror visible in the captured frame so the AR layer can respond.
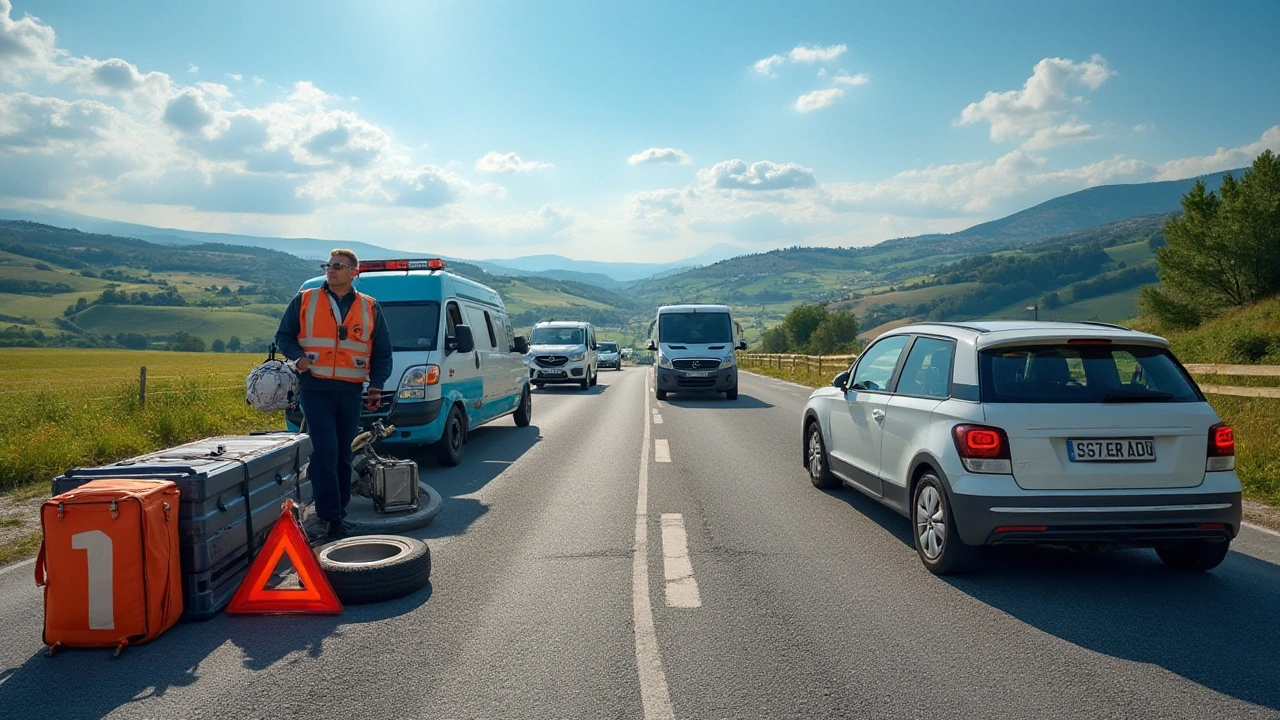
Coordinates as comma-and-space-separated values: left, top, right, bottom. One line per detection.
833, 370, 850, 390
590, 341, 597, 350
513, 336, 529, 354
737, 339, 747, 351
646, 340, 656, 351
448, 324, 475, 354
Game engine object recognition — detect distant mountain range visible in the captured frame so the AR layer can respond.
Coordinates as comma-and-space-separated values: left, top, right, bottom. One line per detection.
0, 169, 1236, 285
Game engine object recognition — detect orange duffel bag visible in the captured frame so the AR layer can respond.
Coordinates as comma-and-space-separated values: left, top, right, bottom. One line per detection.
35, 479, 183, 656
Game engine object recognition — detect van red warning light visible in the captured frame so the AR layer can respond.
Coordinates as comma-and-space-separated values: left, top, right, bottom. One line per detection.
358, 259, 445, 273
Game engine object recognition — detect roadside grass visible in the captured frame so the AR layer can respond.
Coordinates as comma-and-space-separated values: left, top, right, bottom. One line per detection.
0, 349, 285, 494
0, 531, 41, 566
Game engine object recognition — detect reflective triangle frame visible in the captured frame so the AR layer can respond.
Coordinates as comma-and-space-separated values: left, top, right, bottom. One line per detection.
226, 500, 343, 615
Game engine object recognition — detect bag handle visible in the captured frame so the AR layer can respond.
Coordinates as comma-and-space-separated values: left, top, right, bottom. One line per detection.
34, 542, 46, 587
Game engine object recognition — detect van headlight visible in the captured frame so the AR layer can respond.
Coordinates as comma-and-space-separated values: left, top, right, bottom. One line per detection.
569, 351, 585, 361
719, 354, 734, 368
397, 365, 439, 400
658, 353, 673, 369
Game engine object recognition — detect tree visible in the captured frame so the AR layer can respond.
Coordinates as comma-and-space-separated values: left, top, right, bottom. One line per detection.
169, 331, 205, 352
1041, 292, 1061, 310
117, 332, 149, 350
760, 325, 788, 352
211, 338, 226, 352
228, 335, 242, 352
806, 310, 859, 354
781, 303, 829, 350
1143, 150, 1280, 326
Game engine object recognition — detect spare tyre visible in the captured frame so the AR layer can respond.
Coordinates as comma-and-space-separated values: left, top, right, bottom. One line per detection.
316, 535, 432, 605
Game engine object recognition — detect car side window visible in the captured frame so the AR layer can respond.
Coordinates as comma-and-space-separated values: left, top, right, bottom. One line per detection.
482, 310, 499, 348
897, 336, 955, 398
850, 335, 909, 392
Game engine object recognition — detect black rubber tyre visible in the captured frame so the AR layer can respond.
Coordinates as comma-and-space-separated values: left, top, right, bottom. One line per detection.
513, 386, 532, 427
589, 367, 598, 386
317, 535, 431, 605
435, 404, 465, 466
655, 387, 667, 400
912, 473, 978, 575
725, 383, 738, 400
1156, 539, 1230, 571
533, 382, 544, 389
806, 421, 840, 489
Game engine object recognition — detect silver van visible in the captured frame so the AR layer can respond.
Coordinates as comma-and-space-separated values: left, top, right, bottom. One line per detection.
647, 304, 746, 400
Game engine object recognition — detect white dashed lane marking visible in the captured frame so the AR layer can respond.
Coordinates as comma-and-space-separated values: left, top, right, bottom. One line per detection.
660, 513, 702, 608
653, 414, 663, 424
654, 439, 671, 462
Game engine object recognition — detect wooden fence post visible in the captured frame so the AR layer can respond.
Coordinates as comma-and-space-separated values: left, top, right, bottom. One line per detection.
139, 366, 147, 408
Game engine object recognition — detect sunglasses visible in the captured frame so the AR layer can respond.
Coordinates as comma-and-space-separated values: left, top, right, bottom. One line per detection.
320, 262, 355, 271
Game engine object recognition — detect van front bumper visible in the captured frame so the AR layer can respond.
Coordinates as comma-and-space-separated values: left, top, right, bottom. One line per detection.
533, 361, 589, 384
655, 365, 737, 393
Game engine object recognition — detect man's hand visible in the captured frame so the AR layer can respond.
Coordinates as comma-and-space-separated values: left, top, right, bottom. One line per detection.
365, 387, 382, 410
294, 356, 311, 372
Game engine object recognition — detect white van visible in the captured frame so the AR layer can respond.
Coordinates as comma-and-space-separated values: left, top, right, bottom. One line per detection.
646, 304, 747, 400
285, 258, 531, 466
528, 320, 598, 390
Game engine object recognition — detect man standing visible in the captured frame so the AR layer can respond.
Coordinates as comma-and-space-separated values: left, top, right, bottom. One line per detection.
275, 249, 392, 540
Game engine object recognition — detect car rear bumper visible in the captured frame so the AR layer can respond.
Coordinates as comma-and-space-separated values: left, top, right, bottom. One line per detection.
655, 365, 736, 393
947, 471, 1243, 547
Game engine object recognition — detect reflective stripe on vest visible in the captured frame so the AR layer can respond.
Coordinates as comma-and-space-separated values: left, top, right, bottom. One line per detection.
297, 288, 375, 382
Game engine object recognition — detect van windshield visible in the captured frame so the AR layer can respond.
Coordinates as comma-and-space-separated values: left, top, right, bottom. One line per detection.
599, 342, 619, 352
531, 327, 584, 345
380, 301, 441, 351
659, 312, 733, 344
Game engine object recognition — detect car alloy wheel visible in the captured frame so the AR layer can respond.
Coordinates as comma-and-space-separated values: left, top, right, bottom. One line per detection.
912, 473, 977, 574
915, 484, 946, 560
806, 422, 839, 489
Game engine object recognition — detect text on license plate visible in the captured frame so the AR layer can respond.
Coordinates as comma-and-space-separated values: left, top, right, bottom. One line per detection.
1067, 438, 1156, 462
684, 371, 709, 377
540, 370, 565, 377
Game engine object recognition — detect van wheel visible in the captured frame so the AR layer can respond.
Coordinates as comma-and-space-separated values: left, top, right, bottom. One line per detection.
436, 404, 465, 466
513, 387, 531, 427
912, 473, 977, 575
655, 388, 667, 400
725, 384, 738, 400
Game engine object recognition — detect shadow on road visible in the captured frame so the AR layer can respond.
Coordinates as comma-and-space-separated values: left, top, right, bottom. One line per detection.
0, 586, 429, 720
393, 422, 542, 540
659, 393, 773, 409
823, 483, 1280, 710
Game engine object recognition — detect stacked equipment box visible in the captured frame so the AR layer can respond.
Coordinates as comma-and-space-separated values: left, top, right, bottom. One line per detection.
53, 432, 312, 621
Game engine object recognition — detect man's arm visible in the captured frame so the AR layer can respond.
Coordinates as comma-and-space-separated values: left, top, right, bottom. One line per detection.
273, 294, 306, 362
366, 301, 393, 391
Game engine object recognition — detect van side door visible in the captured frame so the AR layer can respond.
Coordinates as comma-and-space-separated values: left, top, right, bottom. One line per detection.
444, 300, 482, 420
463, 304, 501, 421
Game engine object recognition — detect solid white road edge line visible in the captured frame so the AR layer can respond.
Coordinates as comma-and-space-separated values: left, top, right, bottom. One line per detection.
0, 557, 36, 578
661, 514, 701, 608
1244, 521, 1280, 538
654, 439, 671, 463
633, 375, 676, 720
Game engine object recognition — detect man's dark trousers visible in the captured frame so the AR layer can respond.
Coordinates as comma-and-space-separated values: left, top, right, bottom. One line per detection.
300, 389, 364, 522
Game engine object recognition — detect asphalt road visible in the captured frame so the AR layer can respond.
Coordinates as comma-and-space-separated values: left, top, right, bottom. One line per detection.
2, 368, 1279, 719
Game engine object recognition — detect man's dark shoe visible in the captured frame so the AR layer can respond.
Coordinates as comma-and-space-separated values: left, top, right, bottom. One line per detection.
325, 519, 352, 540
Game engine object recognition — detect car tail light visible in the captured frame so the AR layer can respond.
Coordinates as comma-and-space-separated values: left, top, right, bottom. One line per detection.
952, 424, 1012, 474
1206, 422, 1235, 472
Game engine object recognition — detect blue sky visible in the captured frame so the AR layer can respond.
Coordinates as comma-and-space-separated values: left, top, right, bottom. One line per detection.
1, 0, 1277, 263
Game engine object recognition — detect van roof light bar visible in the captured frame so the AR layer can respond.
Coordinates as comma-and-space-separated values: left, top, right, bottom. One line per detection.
358, 258, 446, 273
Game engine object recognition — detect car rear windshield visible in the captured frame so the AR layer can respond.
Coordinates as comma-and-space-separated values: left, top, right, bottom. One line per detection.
380, 301, 441, 351
659, 312, 732, 344
978, 343, 1201, 404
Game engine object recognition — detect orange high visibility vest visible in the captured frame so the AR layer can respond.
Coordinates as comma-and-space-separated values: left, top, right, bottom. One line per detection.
298, 288, 376, 383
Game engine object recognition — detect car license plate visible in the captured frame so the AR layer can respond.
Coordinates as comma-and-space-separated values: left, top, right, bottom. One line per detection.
684, 371, 709, 377
540, 370, 565, 378
1067, 438, 1156, 462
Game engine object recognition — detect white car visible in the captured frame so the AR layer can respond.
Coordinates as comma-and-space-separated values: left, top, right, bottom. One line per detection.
801, 320, 1241, 574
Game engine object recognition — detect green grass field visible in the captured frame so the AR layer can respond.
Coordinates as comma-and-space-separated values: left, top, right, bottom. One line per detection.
73, 304, 283, 341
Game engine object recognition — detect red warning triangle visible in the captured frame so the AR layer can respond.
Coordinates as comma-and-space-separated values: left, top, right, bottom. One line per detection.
226, 500, 342, 615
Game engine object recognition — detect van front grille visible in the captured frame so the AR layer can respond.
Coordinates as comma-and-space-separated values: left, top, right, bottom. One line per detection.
535, 356, 568, 367
672, 358, 718, 371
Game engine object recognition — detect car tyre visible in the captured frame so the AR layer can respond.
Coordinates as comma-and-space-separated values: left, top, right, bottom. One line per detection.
317, 535, 431, 605
912, 473, 977, 575
435, 404, 465, 466
589, 367, 598, 387
1156, 539, 1230, 571
806, 421, 840, 490
513, 386, 531, 427
725, 383, 738, 400
655, 387, 667, 400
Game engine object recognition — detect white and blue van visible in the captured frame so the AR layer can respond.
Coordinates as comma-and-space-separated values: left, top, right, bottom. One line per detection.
646, 304, 747, 400
285, 258, 531, 466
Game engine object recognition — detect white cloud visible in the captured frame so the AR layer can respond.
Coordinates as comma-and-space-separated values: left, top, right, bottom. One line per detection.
1133, 123, 1153, 132
628, 189, 686, 222
163, 90, 215, 135
698, 159, 817, 191
628, 147, 690, 165
374, 166, 469, 209
957, 54, 1115, 150
0, 0, 58, 82
187, 64, 198, 74
833, 70, 869, 87
1155, 125, 1280, 180
474, 151, 553, 173
753, 43, 847, 76
789, 44, 847, 64
795, 88, 843, 113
